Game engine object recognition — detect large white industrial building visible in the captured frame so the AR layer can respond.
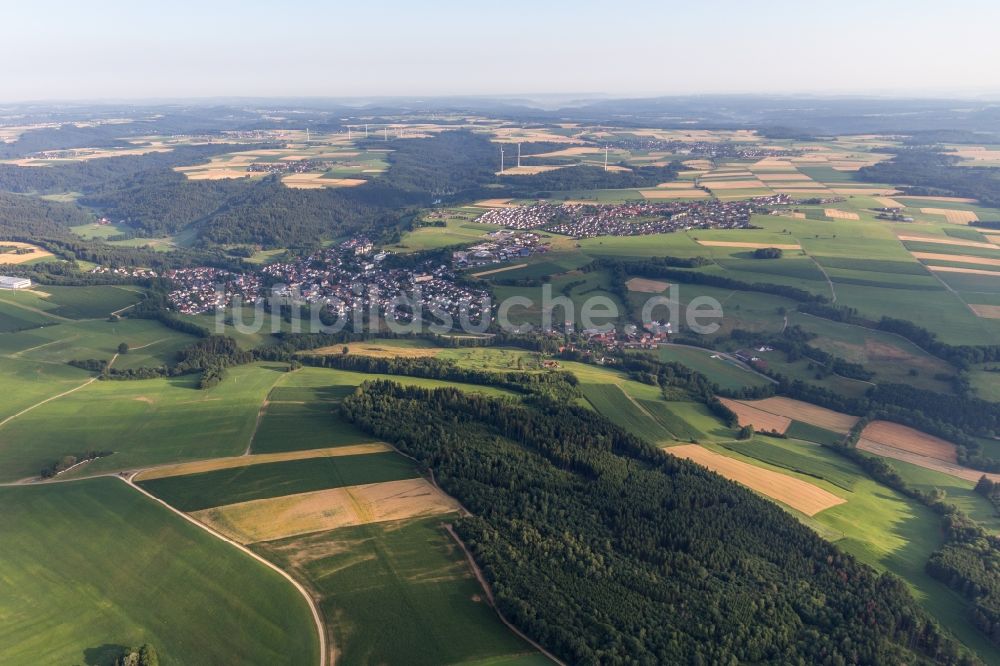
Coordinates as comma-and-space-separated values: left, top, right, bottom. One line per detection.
0, 276, 32, 290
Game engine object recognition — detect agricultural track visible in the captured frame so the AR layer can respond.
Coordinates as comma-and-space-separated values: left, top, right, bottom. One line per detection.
125, 475, 330, 666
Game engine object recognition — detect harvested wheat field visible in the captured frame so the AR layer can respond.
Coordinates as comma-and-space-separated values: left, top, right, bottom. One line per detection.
191, 478, 461, 543
625, 277, 670, 293
0, 242, 53, 264
898, 234, 999, 250
527, 146, 602, 158
682, 159, 713, 170
282, 174, 366, 189
970, 304, 1000, 319
700, 170, 755, 179
498, 165, 567, 175
752, 159, 796, 170
134, 444, 391, 481
696, 241, 801, 250
757, 173, 813, 182
669, 445, 845, 516
861, 421, 957, 462
951, 147, 1000, 163
876, 197, 905, 209
856, 439, 1000, 483
920, 208, 980, 224
705, 180, 767, 190
742, 397, 858, 434
639, 189, 709, 199
824, 209, 860, 220
861, 421, 958, 463
719, 398, 791, 434
831, 188, 900, 196
927, 265, 1000, 276
912, 252, 1000, 267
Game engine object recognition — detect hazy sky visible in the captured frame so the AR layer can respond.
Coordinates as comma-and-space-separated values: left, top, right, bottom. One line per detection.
5, 0, 1000, 101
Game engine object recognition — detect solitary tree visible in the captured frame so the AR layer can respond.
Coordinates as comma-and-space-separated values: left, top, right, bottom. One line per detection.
117, 342, 129, 355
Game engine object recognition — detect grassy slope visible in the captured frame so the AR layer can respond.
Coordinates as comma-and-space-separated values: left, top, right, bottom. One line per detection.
253, 517, 541, 666
0, 478, 318, 666
0, 363, 287, 482
698, 437, 1000, 663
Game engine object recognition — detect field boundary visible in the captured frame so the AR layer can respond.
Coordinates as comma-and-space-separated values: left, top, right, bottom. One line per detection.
125, 475, 330, 666
444, 524, 564, 666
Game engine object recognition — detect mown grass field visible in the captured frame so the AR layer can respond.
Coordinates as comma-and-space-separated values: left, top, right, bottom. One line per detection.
580, 383, 675, 444
251, 400, 373, 453
785, 420, 845, 446
0, 285, 143, 319
0, 363, 287, 482
0, 298, 56, 331
0, 478, 318, 666
721, 437, 858, 490
654, 345, 772, 391
700, 437, 1000, 662
0, 317, 198, 370
138, 452, 417, 511
787, 311, 957, 393
252, 517, 543, 666
0, 355, 93, 423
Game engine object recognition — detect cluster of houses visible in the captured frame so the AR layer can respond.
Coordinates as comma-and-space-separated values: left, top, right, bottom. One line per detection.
452, 230, 548, 268
164, 267, 263, 315
476, 197, 790, 239
608, 137, 800, 160
89, 266, 157, 279
474, 206, 559, 231
247, 159, 328, 174
252, 242, 491, 325
584, 321, 672, 349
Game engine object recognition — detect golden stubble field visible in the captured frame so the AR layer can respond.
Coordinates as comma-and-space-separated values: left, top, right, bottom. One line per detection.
669, 444, 846, 516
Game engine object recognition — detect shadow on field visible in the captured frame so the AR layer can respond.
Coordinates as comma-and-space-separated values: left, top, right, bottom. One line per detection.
82, 643, 129, 665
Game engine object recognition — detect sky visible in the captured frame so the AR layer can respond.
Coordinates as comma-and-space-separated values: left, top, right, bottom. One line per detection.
4, 0, 1000, 102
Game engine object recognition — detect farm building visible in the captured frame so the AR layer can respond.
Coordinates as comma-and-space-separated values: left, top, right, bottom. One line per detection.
0, 276, 31, 290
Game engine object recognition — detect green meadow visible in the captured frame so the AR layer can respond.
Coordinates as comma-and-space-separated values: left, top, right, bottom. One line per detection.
0, 363, 287, 482
252, 517, 542, 666
0, 285, 143, 319
0, 478, 318, 666
695, 437, 1000, 663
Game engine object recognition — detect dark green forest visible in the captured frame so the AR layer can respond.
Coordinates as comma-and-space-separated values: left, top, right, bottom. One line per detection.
341, 380, 974, 665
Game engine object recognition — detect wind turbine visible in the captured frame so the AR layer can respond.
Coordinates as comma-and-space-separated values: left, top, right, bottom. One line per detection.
604, 145, 609, 172
499, 146, 505, 174
365, 123, 369, 139
517, 143, 521, 168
